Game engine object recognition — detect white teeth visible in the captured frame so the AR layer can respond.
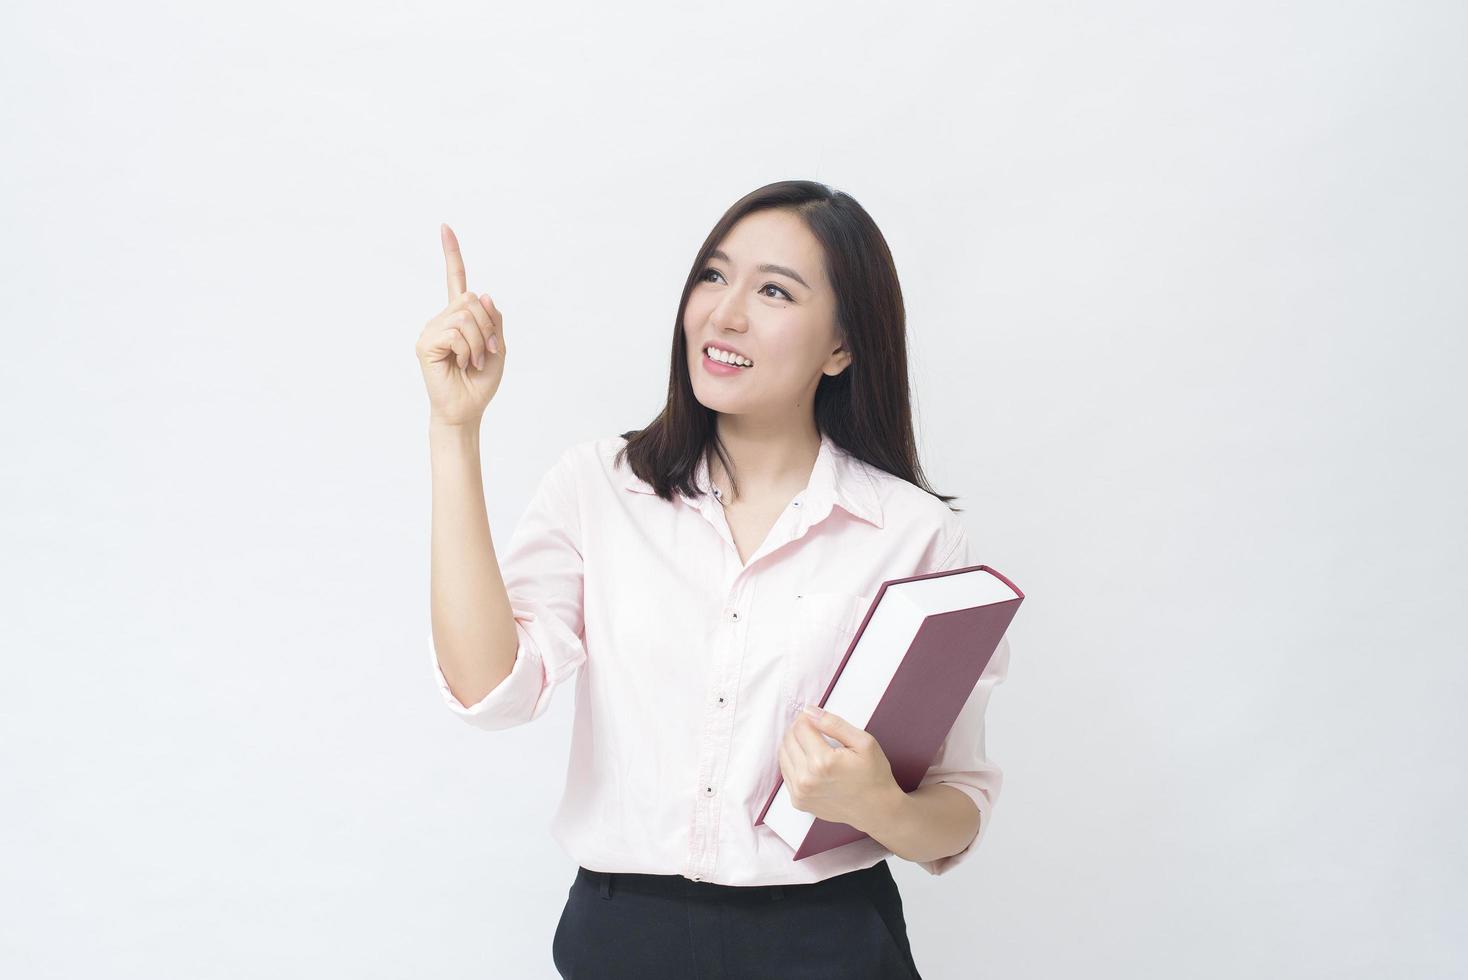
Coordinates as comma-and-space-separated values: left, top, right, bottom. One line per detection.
706, 346, 752, 367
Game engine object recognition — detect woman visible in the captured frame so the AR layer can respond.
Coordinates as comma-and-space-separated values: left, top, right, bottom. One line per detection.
418, 180, 1010, 979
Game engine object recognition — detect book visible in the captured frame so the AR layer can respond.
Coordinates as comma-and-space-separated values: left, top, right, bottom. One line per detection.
753, 563, 1023, 861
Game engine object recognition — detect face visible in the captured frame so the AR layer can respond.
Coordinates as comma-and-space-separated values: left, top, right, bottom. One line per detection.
683, 208, 851, 421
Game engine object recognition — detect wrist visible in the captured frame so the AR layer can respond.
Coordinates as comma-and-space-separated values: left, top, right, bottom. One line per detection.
857, 780, 913, 846
429, 420, 481, 448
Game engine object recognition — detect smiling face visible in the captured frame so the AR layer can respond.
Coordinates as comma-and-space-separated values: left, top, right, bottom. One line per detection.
683, 208, 852, 421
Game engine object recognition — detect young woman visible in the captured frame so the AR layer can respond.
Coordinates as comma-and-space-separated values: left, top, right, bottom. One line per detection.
418, 180, 1010, 979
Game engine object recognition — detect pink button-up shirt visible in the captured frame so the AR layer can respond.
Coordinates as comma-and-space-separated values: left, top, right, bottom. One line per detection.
430, 430, 1010, 885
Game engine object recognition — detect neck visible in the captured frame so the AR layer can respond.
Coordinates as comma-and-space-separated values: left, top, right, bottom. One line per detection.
709, 416, 821, 502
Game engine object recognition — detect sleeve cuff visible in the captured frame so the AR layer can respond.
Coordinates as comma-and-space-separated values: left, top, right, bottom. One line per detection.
429, 627, 550, 730
913, 773, 1002, 876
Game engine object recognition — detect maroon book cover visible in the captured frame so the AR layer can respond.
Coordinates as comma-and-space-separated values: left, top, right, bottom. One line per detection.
753, 563, 1023, 861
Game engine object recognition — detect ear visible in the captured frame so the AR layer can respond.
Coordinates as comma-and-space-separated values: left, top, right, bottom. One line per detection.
824, 339, 853, 377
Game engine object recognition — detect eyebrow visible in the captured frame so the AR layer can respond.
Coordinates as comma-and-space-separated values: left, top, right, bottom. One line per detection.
707, 249, 811, 290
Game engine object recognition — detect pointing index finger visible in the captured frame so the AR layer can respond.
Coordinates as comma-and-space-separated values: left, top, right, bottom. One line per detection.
441, 223, 467, 303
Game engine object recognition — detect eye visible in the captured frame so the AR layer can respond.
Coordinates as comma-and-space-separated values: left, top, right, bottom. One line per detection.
698, 267, 793, 301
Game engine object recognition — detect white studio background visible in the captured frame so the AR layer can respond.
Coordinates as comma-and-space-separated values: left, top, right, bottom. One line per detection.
2, 1, 1464, 978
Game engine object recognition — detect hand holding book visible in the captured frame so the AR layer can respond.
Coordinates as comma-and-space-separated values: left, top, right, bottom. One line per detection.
776, 702, 903, 832
755, 563, 1024, 861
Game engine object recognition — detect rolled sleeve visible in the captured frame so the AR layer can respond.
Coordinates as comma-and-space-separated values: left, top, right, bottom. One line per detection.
912, 520, 1012, 876
430, 447, 588, 731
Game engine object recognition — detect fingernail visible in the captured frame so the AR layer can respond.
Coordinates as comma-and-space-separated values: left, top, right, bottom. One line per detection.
474, 351, 483, 369
802, 704, 823, 719
488, 336, 499, 354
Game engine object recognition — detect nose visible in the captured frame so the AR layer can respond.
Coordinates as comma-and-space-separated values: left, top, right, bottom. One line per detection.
710, 290, 751, 331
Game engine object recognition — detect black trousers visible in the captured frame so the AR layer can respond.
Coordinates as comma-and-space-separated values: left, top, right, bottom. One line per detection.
552, 858, 923, 979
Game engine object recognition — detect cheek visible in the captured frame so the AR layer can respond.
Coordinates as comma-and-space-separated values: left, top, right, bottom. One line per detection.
683, 293, 714, 329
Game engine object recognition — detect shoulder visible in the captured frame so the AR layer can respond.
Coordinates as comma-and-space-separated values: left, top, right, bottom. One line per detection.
868, 464, 973, 571
853, 456, 964, 542
549, 433, 636, 494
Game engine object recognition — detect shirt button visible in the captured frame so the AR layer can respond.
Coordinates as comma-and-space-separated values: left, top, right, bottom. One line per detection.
716, 695, 727, 707
792, 500, 801, 507
704, 785, 716, 796
729, 610, 739, 621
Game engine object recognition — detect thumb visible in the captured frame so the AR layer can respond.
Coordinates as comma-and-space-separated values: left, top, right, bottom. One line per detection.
802, 705, 862, 748
478, 293, 501, 353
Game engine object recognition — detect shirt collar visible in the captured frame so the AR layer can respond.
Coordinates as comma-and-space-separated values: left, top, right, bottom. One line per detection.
621, 430, 884, 529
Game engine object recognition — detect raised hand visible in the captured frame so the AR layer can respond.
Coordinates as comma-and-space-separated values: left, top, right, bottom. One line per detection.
415, 223, 507, 427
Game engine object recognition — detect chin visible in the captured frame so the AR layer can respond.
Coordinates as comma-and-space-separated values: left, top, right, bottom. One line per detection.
692, 391, 739, 413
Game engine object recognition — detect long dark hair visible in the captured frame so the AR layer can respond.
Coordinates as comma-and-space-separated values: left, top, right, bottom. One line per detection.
616, 179, 961, 513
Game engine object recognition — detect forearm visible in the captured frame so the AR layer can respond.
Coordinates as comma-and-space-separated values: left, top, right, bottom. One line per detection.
429, 422, 518, 707
857, 782, 981, 866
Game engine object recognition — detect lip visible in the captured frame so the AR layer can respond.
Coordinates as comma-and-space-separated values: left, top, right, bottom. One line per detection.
702, 347, 750, 376
703, 340, 753, 364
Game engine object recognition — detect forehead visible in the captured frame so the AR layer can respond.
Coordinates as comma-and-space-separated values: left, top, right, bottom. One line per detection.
717, 210, 825, 284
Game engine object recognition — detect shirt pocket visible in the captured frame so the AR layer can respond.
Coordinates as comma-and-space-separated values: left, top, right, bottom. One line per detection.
778, 590, 872, 712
